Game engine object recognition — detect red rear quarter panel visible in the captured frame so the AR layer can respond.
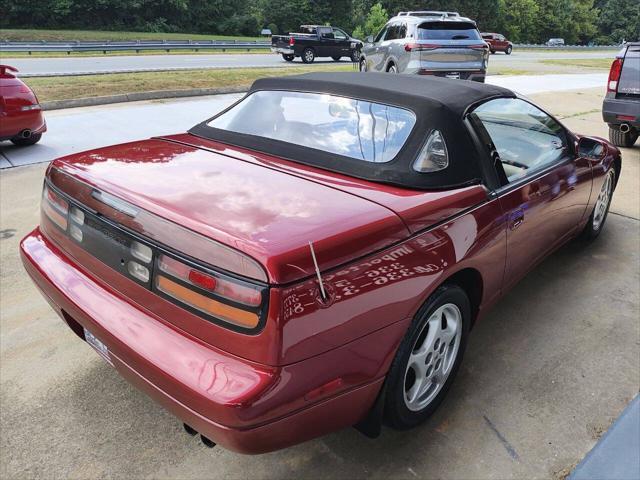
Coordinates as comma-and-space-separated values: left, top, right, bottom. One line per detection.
0, 76, 46, 139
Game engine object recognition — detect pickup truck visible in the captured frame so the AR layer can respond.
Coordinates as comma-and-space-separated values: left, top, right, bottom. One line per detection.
271, 25, 362, 63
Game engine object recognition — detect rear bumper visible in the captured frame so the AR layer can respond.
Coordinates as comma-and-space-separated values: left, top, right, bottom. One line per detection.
20, 228, 384, 454
0, 109, 46, 141
271, 47, 295, 55
603, 97, 640, 127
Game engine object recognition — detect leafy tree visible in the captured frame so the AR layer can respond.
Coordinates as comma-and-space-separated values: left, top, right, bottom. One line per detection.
361, 2, 389, 37
500, 0, 540, 42
596, 0, 640, 43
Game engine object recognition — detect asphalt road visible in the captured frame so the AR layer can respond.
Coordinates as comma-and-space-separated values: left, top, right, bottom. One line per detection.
0, 73, 608, 170
8, 50, 617, 76
0, 87, 638, 479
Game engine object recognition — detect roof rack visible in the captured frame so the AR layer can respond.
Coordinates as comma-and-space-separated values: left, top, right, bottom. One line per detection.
397, 11, 460, 17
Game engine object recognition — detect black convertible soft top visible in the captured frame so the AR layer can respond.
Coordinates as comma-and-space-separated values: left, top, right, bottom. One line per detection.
189, 72, 516, 190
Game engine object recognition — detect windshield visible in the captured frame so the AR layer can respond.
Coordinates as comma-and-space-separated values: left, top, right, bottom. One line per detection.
207, 91, 416, 163
418, 22, 481, 41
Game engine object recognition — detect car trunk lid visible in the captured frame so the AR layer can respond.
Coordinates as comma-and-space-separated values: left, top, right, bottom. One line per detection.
49, 138, 409, 285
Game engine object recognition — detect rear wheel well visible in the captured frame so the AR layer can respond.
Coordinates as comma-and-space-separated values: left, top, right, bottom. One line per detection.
442, 268, 483, 329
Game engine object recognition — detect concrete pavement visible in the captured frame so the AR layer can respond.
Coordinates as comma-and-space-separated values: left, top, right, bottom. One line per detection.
1, 86, 638, 480
7, 50, 616, 77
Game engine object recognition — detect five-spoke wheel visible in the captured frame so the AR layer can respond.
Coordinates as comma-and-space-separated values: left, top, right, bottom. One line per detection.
384, 285, 470, 429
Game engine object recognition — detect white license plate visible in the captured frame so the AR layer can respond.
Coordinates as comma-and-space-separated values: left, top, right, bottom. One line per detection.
84, 328, 113, 365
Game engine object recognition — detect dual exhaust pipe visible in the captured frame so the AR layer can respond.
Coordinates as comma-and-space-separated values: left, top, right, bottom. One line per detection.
183, 423, 216, 448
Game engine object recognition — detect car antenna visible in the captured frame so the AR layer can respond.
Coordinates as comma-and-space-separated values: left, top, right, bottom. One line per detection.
308, 241, 327, 301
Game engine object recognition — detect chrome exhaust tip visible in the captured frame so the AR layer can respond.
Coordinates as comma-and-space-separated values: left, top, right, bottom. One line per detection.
20, 129, 32, 139
200, 434, 216, 448
183, 423, 197, 436
620, 123, 631, 134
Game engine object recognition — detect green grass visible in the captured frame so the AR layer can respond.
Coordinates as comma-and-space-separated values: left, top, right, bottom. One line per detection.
25, 65, 355, 103
540, 58, 614, 69
0, 28, 264, 42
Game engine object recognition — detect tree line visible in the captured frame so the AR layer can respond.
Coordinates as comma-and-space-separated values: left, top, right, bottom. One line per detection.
1, 0, 638, 45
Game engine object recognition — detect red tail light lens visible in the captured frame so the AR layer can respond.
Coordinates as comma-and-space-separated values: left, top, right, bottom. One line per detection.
470, 44, 489, 50
188, 269, 217, 291
405, 43, 439, 52
289, 37, 295, 46
608, 58, 623, 93
158, 255, 263, 307
42, 184, 69, 230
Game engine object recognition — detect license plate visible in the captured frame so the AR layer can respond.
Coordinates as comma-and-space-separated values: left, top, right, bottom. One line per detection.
446, 72, 461, 79
84, 328, 113, 365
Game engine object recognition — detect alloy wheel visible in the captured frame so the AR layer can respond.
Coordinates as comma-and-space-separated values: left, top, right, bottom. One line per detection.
403, 303, 462, 411
593, 170, 614, 230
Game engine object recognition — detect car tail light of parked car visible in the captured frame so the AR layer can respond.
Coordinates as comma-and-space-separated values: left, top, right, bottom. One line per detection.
607, 58, 623, 93
41, 181, 268, 331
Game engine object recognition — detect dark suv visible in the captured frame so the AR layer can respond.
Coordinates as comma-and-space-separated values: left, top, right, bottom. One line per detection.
603, 42, 639, 147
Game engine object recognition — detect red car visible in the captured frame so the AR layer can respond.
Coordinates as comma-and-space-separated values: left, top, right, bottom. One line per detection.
0, 65, 46, 146
21, 73, 620, 454
482, 32, 513, 54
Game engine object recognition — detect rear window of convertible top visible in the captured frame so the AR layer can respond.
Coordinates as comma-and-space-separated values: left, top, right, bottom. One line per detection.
207, 91, 417, 163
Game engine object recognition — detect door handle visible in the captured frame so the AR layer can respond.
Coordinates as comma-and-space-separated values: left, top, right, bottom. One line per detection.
510, 209, 524, 230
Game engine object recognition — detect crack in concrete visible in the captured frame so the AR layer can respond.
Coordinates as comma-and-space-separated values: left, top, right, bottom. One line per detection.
483, 415, 521, 461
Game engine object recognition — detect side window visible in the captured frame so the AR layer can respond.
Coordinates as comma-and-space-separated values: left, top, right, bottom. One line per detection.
333, 28, 347, 40
319, 27, 334, 39
398, 23, 407, 39
472, 98, 569, 183
374, 26, 388, 43
498, 35, 505, 41
385, 24, 398, 41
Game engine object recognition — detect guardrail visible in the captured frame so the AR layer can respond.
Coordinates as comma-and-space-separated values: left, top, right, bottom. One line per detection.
513, 43, 620, 49
0, 39, 271, 54
0, 39, 620, 55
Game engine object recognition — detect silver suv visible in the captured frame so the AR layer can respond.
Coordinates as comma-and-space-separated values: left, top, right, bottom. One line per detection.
359, 11, 489, 82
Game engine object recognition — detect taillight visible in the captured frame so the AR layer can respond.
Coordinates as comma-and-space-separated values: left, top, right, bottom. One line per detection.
289, 37, 295, 46
608, 58, 623, 93
158, 255, 262, 307
405, 43, 439, 52
469, 44, 489, 50
41, 182, 267, 332
156, 254, 263, 329
42, 184, 69, 230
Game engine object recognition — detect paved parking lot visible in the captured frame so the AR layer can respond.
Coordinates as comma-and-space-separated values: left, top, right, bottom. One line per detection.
0, 88, 638, 479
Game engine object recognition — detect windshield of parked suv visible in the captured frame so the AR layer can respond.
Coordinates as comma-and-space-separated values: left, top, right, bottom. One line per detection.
208, 91, 416, 163
418, 22, 481, 40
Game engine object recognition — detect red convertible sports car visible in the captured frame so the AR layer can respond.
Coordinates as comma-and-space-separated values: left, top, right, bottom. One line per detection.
21, 73, 620, 453
0, 65, 46, 145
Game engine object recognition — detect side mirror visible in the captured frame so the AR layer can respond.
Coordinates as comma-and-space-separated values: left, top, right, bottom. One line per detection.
578, 137, 607, 160
366, 35, 374, 44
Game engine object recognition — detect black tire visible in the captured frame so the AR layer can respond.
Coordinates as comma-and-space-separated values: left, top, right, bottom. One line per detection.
384, 284, 471, 430
387, 63, 398, 73
350, 49, 360, 62
301, 47, 315, 64
331, 56, 342, 61
506, 45, 512, 54
10, 133, 42, 146
359, 58, 367, 72
490, 48, 495, 54
282, 54, 294, 62
580, 168, 616, 241
608, 125, 638, 147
